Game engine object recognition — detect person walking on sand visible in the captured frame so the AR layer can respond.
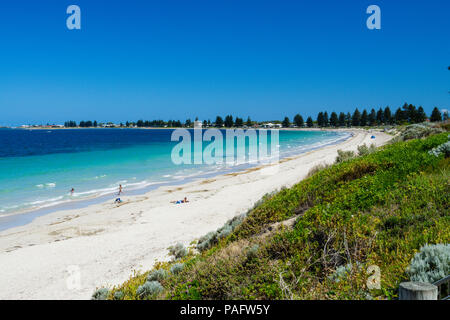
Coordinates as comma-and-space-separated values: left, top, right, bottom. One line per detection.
118, 184, 123, 195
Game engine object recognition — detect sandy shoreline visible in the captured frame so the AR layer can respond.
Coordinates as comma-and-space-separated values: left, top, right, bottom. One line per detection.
0, 129, 392, 299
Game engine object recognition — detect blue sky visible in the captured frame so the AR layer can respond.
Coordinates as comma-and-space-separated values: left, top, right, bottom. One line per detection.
0, 0, 448, 125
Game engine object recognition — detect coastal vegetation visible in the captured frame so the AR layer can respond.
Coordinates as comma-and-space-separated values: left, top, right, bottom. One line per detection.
95, 125, 449, 300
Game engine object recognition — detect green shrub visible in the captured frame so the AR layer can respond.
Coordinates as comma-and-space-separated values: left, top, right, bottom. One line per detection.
197, 231, 216, 252
407, 244, 450, 283
218, 225, 233, 239
113, 291, 124, 300
136, 281, 164, 298
91, 288, 109, 300
147, 269, 169, 282
306, 163, 330, 178
196, 213, 247, 252
357, 143, 377, 156
245, 244, 259, 260
170, 263, 185, 275
168, 243, 187, 259
328, 262, 362, 283
395, 123, 443, 142
428, 136, 450, 157
335, 149, 355, 163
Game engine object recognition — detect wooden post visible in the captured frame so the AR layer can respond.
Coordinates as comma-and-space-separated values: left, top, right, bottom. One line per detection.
399, 281, 438, 300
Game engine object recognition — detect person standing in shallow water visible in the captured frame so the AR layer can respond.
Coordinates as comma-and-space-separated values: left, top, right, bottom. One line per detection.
118, 184, 123, 195
70, 188, 74, 195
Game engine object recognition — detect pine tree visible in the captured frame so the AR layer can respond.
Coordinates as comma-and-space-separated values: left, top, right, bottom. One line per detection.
368, 109, 376, 126
384, 107, 392, 124
224, 115, 234, 127
394, 108, 403, 124
352, 108, 361, 126
330, 112, 338, 127
293, 114, 304, 127
215, 116, 224, 127
246, 116, 252, 127
416, 106, 426, 123
401, 103, 409, 122
317, 112, 324, 127
376, 108, 384, 125
323, 112, 329, 127
306, 116, 314, 128
360, 109, 368, 126
345, 112, 352, 127
282, 117, 290, 128
406, 104, 418, 123
338, 112, 346, 127
430, 107, 442, 122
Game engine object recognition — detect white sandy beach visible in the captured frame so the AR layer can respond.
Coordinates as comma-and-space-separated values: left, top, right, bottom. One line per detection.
0, 129, 392, 300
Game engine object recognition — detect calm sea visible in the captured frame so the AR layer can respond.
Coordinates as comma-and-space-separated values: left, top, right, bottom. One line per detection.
0, 128, 350, 229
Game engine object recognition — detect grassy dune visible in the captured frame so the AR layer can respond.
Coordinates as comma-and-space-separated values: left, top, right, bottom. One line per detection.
105, 131, 449, 300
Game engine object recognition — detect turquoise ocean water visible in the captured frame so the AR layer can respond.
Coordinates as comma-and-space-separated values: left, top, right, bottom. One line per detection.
0, 128, 350, 230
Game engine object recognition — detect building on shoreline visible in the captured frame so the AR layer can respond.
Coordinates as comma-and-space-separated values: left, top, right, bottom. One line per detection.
194, 120, 202, 129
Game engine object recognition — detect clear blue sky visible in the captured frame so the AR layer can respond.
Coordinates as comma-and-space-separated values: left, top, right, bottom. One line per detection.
0, 0, 448, 126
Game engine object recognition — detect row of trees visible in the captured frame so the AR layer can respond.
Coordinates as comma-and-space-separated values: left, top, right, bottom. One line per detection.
62, 116, 256, 128
64, 104, 447, 129
64, 120, 99, 127
283, 104, 446, 129
212, 115, 253, 128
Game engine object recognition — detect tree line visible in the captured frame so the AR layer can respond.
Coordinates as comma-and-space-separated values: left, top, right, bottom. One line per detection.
286, 104, 446, 128
63, 104, 447, 128
63, 116, 255, 128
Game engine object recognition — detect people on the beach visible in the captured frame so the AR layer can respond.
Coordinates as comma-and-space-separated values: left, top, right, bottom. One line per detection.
115, 198, 122, 204
70, 188, 74, 195
171, 197, 189, 204
118, 184, 123, 195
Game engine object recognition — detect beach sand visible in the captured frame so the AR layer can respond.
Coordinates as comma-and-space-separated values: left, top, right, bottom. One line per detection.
0, 129, 392, 299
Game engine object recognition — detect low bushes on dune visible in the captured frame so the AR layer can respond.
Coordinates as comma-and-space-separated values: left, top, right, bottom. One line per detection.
393, 122, 443, 142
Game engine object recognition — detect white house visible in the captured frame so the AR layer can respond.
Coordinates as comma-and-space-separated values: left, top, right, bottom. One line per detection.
194, 120, 202, 129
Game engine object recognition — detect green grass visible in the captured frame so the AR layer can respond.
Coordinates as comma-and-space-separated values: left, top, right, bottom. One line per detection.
108, 132, 449, 300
